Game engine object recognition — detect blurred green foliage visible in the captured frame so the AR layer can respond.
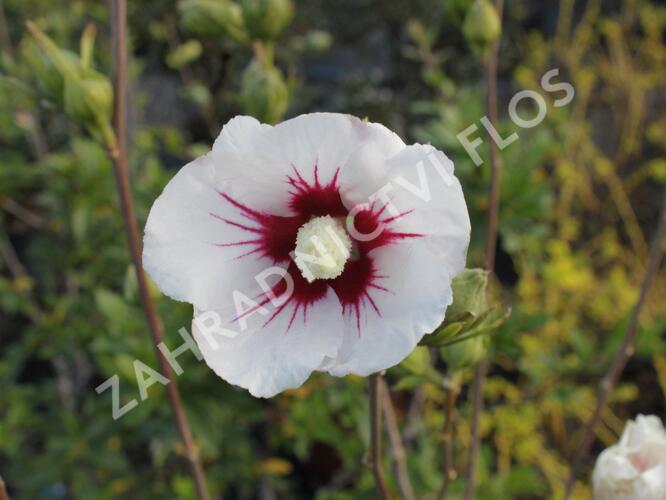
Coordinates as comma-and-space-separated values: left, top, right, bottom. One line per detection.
1, 0, 665, 499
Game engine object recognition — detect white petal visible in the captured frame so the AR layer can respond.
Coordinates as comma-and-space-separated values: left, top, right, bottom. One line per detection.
641, 461, 666, 499
340, 142, 470, 277
261, 112, 371, 186
594, 415, 666, 500
210, 115, 290, 215
143, 152, 286, 311
593, 449, 641, 500
212, 115, 272, 158
213, 113, 370, 216
337, 121, 405, 198
191, 287, 345, 398
623, 414, 666, 448
326, 241, 453, 376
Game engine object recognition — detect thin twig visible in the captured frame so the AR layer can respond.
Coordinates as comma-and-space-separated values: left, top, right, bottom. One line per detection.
0, 233, 44, 324
563, 191, 666, 499
0, 233, 27, 278
465, 1, 504, 498
26, 118, 48, 160
403, 387, 425, 444
437, 382, 460, 500
379, 378, 415, 500
111, 0, 127, 158
0, 196, 48, 230
0, 474, 8, 500
483, 0, 504, 274
0, 0, 14, 56
369, 374, 392, 500
109, 2, 210, 499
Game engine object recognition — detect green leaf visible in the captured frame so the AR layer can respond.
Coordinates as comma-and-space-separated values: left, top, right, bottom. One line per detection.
123, 265, 138, 301
79, 24, 96, 70
25, 21, 79, 79
393, 374, 428, 391
445, 306, 511, 346
419, 320, 467, 347
94, 289, 129, 324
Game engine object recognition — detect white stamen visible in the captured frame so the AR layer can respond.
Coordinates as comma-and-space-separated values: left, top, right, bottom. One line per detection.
293, 215, 352, 283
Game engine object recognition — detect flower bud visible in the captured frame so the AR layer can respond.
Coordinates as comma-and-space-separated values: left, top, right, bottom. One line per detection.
179, 0, 248, 43
441, 335, 487, 372
448, 268, 489, 319
63, 69, 113, 126
26, 22, 114, 141
239, 58, 289, 124
593, 414, 666, 499
239, 0, 293, 41
463, 0, 501, 57
166, 40, 203, 69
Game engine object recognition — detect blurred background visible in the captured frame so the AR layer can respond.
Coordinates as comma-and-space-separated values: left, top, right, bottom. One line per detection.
1, 0, 665, 498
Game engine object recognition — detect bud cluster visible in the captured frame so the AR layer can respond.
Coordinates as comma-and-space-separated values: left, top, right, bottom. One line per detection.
179, 0, 296, 124
25, 22, 115, 146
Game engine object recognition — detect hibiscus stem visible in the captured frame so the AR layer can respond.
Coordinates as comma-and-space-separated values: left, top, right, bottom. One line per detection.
563, 191, 666, 499
379, 377, 415, 500
0, 474, 8, 500
464, 1, 504, 499
437, 380, 460, 500
108, 2, 211, 499
369, 374, 392, 499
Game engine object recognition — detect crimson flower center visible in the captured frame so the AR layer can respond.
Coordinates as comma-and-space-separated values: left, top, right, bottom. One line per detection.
213, 164, 422, 331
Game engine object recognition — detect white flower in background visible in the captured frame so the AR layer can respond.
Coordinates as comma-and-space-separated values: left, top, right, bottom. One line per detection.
143, 113, 470, 397
592, 414, 666, 500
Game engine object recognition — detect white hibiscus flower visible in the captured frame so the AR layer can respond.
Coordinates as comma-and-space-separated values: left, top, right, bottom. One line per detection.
143, 113, 470, 397
593, 414, 666, 500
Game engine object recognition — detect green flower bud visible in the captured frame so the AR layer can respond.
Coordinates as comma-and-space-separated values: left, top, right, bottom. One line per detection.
63, 69, 113, 126
399, 346, 431, 376
239, 58, 288, 124
166, 39, 203, 69
441, 335, 487, 372
239, 0, 293, 41
448, 268, 489, 319
463, 0, 501, 57
179, 0, 248, 43
26, 21, 114, 144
